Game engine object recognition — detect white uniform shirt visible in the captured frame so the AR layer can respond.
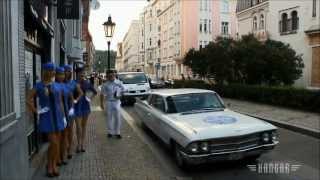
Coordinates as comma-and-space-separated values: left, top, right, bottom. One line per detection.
101, 79, 125, 101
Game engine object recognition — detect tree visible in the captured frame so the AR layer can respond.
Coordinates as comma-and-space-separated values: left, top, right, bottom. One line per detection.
262, 39, 304, 86
183, 48, 208, 78
205, 37, 236, 84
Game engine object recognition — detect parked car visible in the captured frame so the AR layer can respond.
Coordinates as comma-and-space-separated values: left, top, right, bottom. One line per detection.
118, 72, 151, 105
134, 88, 279, 168
149, 78, 166, 89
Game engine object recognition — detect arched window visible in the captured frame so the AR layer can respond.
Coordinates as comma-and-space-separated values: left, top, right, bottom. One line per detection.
260, 14, 265, 29
291, 11, 298, 31
281, 13, 288, 32
253, 16, 258, 31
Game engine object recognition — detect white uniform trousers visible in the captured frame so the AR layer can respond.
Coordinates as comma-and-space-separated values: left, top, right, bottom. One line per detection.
106, 100, 121, 135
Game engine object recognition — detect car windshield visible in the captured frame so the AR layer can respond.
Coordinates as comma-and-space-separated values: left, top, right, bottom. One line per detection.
166, 93, 225, 113
118, 73, 147, 84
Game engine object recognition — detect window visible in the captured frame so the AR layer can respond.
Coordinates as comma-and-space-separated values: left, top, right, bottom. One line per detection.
281, 13, 288, 32
149, 38, 152, 46
141, 43, 144, 49
291, 11, 298, 31
221, 22, 229, 35
149, 24, 152, 32
142, 29, 144, 36
209, 19, 212, 33
204, 19, 207, 33
253, 16, 258, 31
259, 14, 265, 29
204, 0, 208, 11
200, 0, 203, 11
73, 21, 77, 37
313, 0, 317, 17
199, 41, 203, 49
199, 19, 203, 32
222, 0, 229, 13
0, 0, 14, 118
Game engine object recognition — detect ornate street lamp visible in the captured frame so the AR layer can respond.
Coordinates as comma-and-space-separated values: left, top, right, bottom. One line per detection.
103, 15, 116, 71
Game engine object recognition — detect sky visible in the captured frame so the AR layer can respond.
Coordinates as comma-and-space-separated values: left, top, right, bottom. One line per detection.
89, 0, 148, 51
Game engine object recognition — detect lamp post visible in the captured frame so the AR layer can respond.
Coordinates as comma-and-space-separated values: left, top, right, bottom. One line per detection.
103, 15, 116, 71
98, 58, 101, 75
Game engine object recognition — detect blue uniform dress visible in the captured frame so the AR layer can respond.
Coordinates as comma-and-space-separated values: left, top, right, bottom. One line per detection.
35, 82, 65, 133
56, 82, 71, 124
64, 80, 77, 121
74, 80, 97, 117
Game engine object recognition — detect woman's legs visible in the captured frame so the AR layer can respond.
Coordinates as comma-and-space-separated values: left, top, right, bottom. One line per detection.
60, 129, 68, 163
48, 133, 59, 174
75, 117, 82, 152
80, 115, 89, 151
47, 133, 55, 174
67, 120, 74, 157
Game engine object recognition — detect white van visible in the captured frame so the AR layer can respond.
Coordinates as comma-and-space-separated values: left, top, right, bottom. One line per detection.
118, 72, 151, 105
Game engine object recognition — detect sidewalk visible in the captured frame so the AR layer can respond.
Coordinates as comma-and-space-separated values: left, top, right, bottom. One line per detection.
223, 98, 320, 138
33, 104, 171, 180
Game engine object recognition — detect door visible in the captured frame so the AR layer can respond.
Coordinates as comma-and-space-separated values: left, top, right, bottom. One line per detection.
25, 49, 36, 156
149, 95, 167, 141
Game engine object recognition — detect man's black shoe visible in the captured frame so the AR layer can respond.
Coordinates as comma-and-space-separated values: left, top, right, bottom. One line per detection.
107, 134, 112, 138
116, 135, 122, 139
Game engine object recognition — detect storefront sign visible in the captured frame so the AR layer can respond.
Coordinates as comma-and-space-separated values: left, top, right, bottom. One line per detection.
57, 0, 80, 19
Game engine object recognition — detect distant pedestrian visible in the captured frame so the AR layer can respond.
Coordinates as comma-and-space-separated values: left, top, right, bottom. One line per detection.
63, 65, 83, 159
74, 68, 97, 153
27, 62, 65, 177
100, 69, 125, 139
90, 74, 95, 86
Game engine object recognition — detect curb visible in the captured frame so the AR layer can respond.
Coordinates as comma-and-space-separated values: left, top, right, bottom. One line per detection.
236, 111, 320, 139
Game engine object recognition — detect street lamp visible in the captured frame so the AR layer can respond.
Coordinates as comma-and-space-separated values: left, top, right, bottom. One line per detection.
103, 15, 116, 71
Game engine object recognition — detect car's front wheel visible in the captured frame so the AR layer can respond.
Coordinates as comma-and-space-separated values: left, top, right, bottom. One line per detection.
173, 143, 188, 169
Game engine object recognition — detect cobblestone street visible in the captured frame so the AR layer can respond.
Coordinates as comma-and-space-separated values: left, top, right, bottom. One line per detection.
33, 105, 170, 180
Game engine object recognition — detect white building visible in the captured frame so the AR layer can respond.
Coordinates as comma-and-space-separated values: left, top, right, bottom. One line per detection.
122, 20, 140, 71
236, 0, 320, 88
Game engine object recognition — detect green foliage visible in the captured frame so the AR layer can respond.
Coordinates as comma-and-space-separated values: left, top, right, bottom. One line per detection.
183, 34, 304, 86
94, 50, 117, 73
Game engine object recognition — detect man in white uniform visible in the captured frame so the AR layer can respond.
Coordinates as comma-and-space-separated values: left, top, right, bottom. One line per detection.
100, 70, 125, 139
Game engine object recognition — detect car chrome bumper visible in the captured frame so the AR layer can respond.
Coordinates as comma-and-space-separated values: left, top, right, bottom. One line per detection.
180, 141, 279, 165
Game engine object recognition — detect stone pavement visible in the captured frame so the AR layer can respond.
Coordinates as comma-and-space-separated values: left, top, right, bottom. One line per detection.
223, 98, 320, 138
33, 104, 171, 180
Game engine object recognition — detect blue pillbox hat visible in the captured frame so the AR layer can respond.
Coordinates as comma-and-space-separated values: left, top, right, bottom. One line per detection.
42, 63, 55, 71
56, 67, 65, 73
64, 65, 72, 71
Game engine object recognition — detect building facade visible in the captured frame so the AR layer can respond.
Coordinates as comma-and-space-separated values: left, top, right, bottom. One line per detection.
236, 0, 320, 88
0, 0, 96, 179
123, 0, 237, 79
122, 20, 140, 71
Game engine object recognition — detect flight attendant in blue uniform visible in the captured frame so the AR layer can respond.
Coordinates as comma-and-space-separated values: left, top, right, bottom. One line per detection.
63, 65, 83, 158
55, 67, 72, 166
74, 68, 97, 153
27, 62, 65, 177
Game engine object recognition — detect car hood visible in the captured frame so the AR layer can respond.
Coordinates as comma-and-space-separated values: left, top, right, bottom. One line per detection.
167, 109, 277, 141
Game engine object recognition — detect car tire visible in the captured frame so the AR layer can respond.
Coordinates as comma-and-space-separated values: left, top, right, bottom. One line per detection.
173, 143, 188, 169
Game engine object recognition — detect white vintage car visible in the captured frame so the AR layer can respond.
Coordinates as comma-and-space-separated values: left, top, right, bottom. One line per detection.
134, 88, 279, 167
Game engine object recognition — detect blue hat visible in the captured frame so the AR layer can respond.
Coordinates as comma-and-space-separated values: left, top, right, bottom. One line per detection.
42, 63, 55, 71
56, 67, 65, 73
64, 65, 72, 71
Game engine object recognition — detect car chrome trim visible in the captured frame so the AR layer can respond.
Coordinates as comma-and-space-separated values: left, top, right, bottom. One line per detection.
180, 141, 279, 158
